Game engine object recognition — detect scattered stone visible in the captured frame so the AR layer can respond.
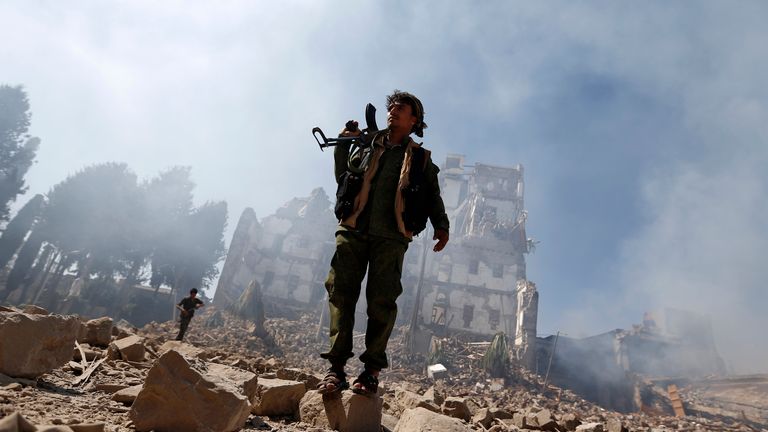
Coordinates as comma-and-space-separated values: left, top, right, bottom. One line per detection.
394, 407, 471, 432
427, 364, 448, 380
94, 383, 127, 394
276, 367, 321, 390
251, 377, 306, 417
78, 317, 113, 347
158, 340, 205, 360
129, 350, 253, 432
576, 422, 605, 432
606, 417, 628, 432
0, 311, 80, 378
560, 413, 582, 431
107, 335, 145, 362
472, 407, 494, 428
395, 387, 440, 413
112, 384, 143, 404
441, 396, 472, 421
21, 305, 49, 315
299, 389, 383, 432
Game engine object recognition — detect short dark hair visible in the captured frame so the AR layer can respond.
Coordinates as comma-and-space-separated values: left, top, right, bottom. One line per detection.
190, 288, 198, 295
386, 90, 427, 138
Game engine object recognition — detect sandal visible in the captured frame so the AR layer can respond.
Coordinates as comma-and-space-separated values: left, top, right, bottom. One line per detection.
316, 369, 349, 395
351, 369, 379, 396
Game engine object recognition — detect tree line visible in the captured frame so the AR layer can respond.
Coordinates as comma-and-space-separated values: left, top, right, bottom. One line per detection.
0, 84, 228, 320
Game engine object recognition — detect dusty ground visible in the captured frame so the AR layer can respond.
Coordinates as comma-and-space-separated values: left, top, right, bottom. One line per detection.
1, 307, 765, 431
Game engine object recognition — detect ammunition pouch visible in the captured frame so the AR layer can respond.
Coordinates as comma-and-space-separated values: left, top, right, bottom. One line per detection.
401, 147, 430, 235
334, 171, 363, 220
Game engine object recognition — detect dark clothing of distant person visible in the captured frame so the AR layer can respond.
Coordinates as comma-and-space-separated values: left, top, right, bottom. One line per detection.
175, 296, 203, 341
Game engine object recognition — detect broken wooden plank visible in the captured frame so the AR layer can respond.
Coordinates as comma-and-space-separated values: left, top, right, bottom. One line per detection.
73, 357, 106, 386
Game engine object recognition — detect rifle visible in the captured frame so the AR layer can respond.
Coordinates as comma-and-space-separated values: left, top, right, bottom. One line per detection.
312, 103, 380, 151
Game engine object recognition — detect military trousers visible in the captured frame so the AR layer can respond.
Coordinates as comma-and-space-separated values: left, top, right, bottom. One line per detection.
320, 230, 408, 370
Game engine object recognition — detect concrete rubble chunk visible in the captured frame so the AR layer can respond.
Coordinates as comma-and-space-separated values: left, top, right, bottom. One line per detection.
422, 386, 444, 405
606, 418, 628, 432
77, 317, 113, 347
513, 411, 531, 429
299, 389, 384, 432
251, 377, 306, 417
560, 413, 582, 431
158, 340, 205, 360
395, 387, 440, 413
22, 305, 49, 315
0, 311, 80, 378
107, 335, 145, 362
576, 423, 605, 432
533, 408, 560, 431
129, 350, 253, 432
276, 367, 321, 390
112, 384, 143, 404
0, 412, 105, 432
427, 363, 448, 380
472, 407, 494, 428
394, 407, 471, 432
441, 396, 472, 421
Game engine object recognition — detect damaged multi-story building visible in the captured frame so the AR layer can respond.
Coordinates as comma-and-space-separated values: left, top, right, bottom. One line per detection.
214, 155, 539, 363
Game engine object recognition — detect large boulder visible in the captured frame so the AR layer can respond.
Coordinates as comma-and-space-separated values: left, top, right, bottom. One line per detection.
129, 350, 256, 432
299, 389, 383, 432
78, 317, 113, 347
394, 407, 471, 432
0, 311, 80, 378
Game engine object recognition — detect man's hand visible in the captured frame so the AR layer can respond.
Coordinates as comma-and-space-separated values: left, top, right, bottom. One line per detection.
340, 120, 362, 137
433, 229, 449, 252
181, 310, 189, 317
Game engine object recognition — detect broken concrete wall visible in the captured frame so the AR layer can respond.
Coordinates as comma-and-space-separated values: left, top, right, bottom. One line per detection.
214, 188, 336, 310
514, 280, 538, 369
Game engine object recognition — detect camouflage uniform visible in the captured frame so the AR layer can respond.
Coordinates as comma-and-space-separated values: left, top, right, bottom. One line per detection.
321, 132, 449, 370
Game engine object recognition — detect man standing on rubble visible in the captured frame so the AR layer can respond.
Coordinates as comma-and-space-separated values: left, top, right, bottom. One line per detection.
175, 288, 204, 341
317, 90, 450, 396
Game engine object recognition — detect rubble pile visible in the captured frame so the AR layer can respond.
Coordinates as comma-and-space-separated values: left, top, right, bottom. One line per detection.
0, 305, 765, 431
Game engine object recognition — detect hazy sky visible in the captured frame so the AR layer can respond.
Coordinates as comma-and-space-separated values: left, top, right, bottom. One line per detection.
2, 1, 766, 373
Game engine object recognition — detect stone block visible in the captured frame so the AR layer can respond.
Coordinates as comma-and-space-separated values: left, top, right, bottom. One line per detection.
129, 350, 252, 432
576, 423, 605, 432
251, 378, 306, 417
560, 413, 582, 431
276, 367, 321, 390
78, 317, 113, 347
108, 335, 145, 362
427, 363, 448, 380
394, 407, 471, 432
112, 384, 143, 404
442, 397, 471, 421
395, 388, 440, 413
158, 340, 205, 360
299, 389, 383, 432
606, 418, 628, 432
0, 311, 80, 378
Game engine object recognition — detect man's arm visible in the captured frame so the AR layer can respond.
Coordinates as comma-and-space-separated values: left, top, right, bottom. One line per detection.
424, 160, 450, 252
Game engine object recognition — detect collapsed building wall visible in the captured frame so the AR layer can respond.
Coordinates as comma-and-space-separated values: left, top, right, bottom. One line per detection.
214, 188, 336, 311
536, 310, 727, 413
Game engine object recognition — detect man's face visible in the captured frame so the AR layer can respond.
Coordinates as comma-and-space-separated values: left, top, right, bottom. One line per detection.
190, 292, 197, 298
387, 101, 417, 132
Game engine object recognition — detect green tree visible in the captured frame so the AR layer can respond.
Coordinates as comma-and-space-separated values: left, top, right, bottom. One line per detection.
0, 194, 44, 270
0, 85, 39, 221
151, 201, 227, 295
40, 162, 145, 280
